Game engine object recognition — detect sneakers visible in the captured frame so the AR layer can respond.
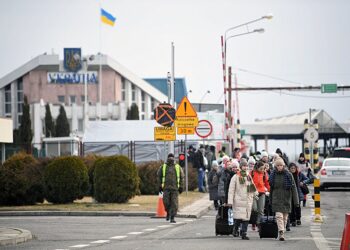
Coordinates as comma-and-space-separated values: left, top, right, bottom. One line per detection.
286, 226, 291, 231
296, 220, 301, 225
291, 222, 296, 227
279, 231, 285, 241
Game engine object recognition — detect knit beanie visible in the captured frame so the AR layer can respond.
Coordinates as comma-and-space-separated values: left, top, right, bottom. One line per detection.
240, 158, 248, 168
274, 157, 284, 166
248, 157, 256, 165
261, 151, 268, 158
231, 159, 239, 168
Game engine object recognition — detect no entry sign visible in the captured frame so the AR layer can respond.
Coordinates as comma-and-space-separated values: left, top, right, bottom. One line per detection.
195, 120, 213, 138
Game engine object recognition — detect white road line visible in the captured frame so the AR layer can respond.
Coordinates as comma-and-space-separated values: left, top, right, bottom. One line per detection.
90, 240, 110, 244
157, 225, 172, 228
109, 235, 127, 240
69, 244, 90, 248
128, 232, 143, 235
143, 228, 157, 231
184, 219, 194, 222
311, 232, 331, 250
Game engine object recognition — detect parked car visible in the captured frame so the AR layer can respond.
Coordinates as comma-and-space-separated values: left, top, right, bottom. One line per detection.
319, 157, 350, 190
332, 147, 350, 158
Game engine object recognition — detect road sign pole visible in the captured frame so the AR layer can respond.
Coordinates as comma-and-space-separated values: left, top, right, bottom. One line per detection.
185, 134, 188, 196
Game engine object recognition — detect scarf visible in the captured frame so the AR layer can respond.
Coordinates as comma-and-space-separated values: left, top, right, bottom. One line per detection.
269, 169, 293, 190
237, 170, 256, 193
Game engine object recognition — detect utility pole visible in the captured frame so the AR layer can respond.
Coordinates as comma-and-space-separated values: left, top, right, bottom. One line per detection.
228, 67, 233, 155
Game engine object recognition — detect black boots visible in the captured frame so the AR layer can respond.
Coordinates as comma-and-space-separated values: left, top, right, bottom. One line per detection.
170, 216, 176, 223
166, 213, 170, 221
241, 234, 250, 240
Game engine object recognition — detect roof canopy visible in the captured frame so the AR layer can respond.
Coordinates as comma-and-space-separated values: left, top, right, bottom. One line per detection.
242, 109, 349, 140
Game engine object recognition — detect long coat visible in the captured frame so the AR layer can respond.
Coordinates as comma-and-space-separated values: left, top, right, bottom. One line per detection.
270, 170, 299, 213
217, 169, 234, 203
227, 174, 254, 221
208, 170, 219, 200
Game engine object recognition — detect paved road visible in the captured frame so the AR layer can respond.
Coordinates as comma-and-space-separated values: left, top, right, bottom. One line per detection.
0, 189, 348, 250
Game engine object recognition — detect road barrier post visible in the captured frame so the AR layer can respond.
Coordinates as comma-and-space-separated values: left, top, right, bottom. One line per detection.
313, 178, 323, 222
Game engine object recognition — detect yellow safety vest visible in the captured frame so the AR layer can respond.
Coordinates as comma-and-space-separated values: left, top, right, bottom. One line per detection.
162, 163, 181, 188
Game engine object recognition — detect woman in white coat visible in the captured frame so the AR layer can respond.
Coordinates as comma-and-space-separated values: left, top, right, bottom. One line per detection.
228, 158, 257, 240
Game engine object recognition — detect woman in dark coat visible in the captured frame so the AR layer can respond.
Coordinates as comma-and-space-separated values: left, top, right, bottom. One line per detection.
208, 161, 220, 209
269, 157, 299, 241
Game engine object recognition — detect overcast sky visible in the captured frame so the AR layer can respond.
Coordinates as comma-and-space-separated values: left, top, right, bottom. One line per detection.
1, 0, 349, 125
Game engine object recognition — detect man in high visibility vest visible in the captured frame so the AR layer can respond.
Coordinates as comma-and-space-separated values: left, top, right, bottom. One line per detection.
157, 153, 184, 223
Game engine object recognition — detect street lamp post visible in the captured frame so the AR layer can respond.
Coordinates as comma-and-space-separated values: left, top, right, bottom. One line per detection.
199, 90, 210, 112
221, 14, 272, 156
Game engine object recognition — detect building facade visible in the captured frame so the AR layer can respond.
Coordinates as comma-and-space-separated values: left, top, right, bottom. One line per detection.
0, 50, 170, 145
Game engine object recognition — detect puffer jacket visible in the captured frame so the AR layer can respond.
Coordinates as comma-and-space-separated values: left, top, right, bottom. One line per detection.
227, 172, 255, 220
217, 168, 235, 203
250, 170, 270, 194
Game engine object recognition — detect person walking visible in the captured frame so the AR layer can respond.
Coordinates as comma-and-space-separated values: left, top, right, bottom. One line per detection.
157, 153, 184, 223
250, 160, 270, 231
227, 159, 257, 240
218, 159, 238, 204
193, 145, 206, 192
208, 160, 220, 210
269, 157, 299, 241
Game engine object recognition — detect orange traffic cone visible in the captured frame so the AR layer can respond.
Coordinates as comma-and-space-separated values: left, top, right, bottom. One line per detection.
340, 213, 350, 250
154, 192, 167, 218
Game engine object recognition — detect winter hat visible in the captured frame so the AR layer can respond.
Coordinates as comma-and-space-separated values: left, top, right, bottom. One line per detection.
274, 157, 285, 166
231, 159, 239, 168
167, 153, 174, 158
212, 160, 219, 168
261, 151, 269, 158
222, 155, 230, 164
240, 158, 248, 168
248, 157, 256, 165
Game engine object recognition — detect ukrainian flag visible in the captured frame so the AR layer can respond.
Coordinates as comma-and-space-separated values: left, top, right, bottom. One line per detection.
101, 8, 116, 26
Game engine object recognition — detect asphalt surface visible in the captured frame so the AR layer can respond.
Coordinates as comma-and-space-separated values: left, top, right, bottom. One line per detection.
0, 189, 349, 250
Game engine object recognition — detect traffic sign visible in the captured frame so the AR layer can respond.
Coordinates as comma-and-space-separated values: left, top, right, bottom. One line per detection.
154, 103, 175, 127
321, 83, 337, 93
304, 127, 319, 143
177, 127, 195, 135
154, 126, 176, 141
174, 117, 199, 128
176, 96, 197, 117
195, 120, 213, 138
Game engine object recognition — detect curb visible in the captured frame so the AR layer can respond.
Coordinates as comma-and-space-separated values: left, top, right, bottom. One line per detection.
0, 228, 32, 246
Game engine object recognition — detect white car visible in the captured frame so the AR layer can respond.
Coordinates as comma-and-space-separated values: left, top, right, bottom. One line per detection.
320, 157, 350, 190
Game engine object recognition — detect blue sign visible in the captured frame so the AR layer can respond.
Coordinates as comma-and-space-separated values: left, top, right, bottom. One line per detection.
64, 48, 82, 72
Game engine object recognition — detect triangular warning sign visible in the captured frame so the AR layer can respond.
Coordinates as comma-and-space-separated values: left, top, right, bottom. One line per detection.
176, 96, 197, 117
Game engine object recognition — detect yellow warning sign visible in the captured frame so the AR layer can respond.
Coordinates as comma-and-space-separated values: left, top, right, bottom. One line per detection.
154, 126, 176, 141
177, 127, 195, 135
176, 96, 197, 117
174, 117, 199, 128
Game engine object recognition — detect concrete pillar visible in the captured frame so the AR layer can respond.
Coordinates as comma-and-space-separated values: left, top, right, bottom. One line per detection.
136, 88, 142, 119
125, 80, 132, 108
145, 94, 151, 119
71, 103, 78, 132
264, 135, 269, 152
32, 103, 42, 149
254, 138, 257, 152
0, 88, 4, 117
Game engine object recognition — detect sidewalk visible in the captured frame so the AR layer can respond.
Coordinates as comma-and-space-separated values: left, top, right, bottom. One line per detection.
0, 228, 32, 247
0, 193, 212, 246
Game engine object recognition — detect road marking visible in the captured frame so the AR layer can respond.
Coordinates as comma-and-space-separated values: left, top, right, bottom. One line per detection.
69, 244, 90, 248
184, 219, 194, 222
109, 235, 127, 239
128, 232, 143, 235
143, 228, 157, 231
157, 225, 172, 228
311, 232, 331, 250
90, 240, 110, 244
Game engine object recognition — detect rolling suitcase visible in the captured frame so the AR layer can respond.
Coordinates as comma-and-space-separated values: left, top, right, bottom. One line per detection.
215, 205, 233, 235
259, 207, 278, 239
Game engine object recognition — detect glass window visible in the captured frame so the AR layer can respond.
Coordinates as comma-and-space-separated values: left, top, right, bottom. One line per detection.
58, 95, 65, 103
17, 103, 23, 113
131, 84, 136, 102
81, 95, 85, 102
70, 95, 76, 104
78, 119, 84, 131
5, 104, 11, 113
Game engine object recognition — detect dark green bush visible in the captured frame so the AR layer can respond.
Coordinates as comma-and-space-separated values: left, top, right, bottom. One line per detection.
82, 154, 100, 196
44, 156, 89, 204
0, 152, 41, 205
138, 161, 162, 195
94, 155, 139, 203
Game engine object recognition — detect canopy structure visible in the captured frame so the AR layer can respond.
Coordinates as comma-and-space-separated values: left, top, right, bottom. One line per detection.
241, 109, 350, 153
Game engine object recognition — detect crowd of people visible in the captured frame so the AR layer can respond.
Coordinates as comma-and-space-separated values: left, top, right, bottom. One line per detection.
189, 145, 314, 241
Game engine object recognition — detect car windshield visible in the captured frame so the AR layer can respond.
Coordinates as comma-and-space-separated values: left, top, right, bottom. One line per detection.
324, 160, 350, 167
332, 149, 350, 158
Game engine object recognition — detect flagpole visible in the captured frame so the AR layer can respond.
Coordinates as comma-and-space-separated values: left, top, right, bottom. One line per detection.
98, 1, 102, 120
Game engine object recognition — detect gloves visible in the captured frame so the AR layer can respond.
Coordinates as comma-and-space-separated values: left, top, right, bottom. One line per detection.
159, 186, 163, 193
179, 187, 183, 194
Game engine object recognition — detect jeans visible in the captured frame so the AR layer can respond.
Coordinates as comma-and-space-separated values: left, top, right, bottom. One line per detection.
252, 194, 266, 224
198, 168, 205, 192
234, 220, 249, 235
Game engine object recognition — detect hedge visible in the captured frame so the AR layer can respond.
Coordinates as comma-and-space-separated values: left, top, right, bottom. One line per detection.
138, 161, 162, 195
93, 155, 139, 203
